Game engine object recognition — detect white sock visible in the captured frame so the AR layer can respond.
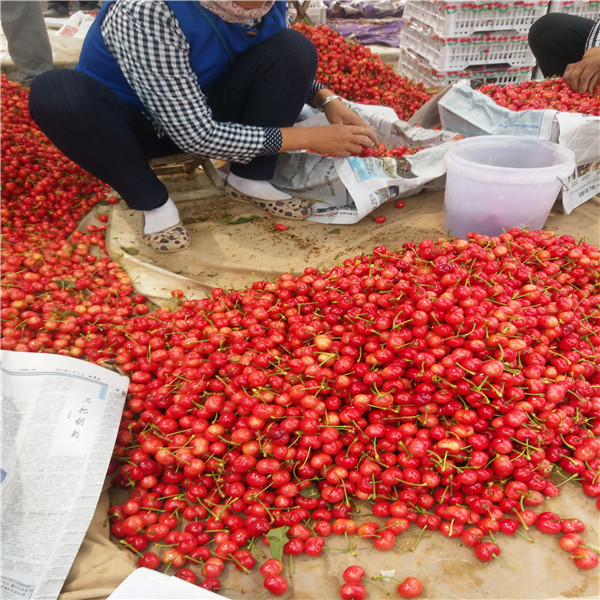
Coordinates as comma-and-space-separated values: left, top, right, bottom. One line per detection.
143, 197, 180, 234
227, 173, 292, 201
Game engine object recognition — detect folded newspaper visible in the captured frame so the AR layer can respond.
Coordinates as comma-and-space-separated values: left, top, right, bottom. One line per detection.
1, 351, 128, 600
271, 102, 460, 225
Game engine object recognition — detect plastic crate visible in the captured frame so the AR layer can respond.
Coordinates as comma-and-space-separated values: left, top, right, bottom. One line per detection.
397, 47, 534, 87
400, 19, 536, 69
306, 0, 327, 25
548, 0, 600, 19
402, 0, 550, 36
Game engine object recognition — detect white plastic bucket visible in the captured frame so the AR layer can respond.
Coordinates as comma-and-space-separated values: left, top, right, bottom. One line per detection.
443, 135, 576, 239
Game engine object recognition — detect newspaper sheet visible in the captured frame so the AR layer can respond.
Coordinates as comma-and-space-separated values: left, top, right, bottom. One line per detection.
272, 102, 459, 224
1, 351, 129, 600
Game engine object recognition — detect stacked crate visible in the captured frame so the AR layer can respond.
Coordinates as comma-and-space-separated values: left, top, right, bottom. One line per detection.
306, 0, 327, 25
398, 0, 549, 87
548, 0, 600, 19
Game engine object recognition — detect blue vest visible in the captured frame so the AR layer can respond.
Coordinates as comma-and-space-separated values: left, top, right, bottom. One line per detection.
76, 0, 288, 111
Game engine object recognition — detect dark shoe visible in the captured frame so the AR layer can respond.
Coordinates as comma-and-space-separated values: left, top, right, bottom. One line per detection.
141, 222, 190, 253
43, 3, 70, 17
224, 181, 312, 220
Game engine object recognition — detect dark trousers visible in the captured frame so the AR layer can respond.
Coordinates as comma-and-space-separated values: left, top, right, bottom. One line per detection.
28, 28, 317, 211
528, 13, 595, 77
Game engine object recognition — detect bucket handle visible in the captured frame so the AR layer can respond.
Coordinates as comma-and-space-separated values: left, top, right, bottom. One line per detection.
557, 177, 571, 192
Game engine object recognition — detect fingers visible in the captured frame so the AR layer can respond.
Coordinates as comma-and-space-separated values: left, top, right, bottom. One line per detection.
564, 59, 599, 94
309, 124, 378, 156
580, 67, 599, 94
338, 140, 372, 157
334, 139, 374, 158
348, 134, 377, 155
343, 112, 372, 129
574, 48, 600, 94
325, 107, 378, 143
358, 132, 376, 148
563, 62, 580, 93
351, 125, 378, 145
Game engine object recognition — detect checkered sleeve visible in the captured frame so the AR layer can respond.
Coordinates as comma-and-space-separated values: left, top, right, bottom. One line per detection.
307, 79, 325, 107
585, 17, 600, 50
101, 0, 279, 162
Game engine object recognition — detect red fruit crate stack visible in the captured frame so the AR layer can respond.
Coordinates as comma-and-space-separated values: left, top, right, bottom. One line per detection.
398, 46, 536, 87
398, 0, 549, 86
548, 0, 600, 19
400, 20, 536, 71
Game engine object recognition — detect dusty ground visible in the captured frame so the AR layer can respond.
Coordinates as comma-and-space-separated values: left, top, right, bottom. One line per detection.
61, 477, 600, 600
105, 165, 600, 305
62, 165, 600, 600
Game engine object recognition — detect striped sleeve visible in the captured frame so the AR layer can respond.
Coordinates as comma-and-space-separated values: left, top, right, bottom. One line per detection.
585, 17, 600, 50
101, 0, 280, 162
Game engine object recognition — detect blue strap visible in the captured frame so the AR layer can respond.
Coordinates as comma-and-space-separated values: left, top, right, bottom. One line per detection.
194, 3, 235, 64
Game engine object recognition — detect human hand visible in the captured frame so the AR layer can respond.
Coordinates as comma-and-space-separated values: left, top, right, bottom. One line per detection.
563, 47, 600, 94
319, 98, 378, 155
304, 123, 379, 157
323, 98, 372, 129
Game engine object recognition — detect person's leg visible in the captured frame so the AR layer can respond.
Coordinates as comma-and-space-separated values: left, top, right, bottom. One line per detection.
206, 28, 317, 218
29, 69, 190, 250
1, 1, 53, 87
29, 69, 179, 211
207, 28, 318, 181
43, 2, 70, 17
528, 13, 595, 77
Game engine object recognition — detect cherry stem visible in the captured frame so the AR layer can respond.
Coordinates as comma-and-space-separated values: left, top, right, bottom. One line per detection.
410, 526, 429, 552
366, 576, 391, 595
118, 540, 144, 557
582, 544, 600, 556
516, 528, 534, 543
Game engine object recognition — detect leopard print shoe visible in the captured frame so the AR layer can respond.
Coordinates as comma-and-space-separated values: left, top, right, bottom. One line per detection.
141, 222, 190, 253
224, 181, 312, 220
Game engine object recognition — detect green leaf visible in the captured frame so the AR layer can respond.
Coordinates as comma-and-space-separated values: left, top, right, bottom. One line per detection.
299, 485, 319, 498
121, 247, 140, 255
63, 310, 80, 317
265, 525, 289, 562
54, 279, 74, 289
217, 215, 260, 225
328, 228, 341, 235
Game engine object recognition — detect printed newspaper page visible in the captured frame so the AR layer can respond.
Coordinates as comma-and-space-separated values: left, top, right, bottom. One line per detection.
1, 351, 128, 600
272, 102, 455, 224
